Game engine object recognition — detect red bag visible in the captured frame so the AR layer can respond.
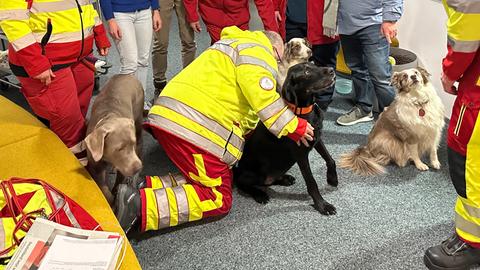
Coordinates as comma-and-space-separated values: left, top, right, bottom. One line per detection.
0, 177, 101, 258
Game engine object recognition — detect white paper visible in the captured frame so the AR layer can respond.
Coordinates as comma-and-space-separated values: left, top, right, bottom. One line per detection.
38, 236, 118, 270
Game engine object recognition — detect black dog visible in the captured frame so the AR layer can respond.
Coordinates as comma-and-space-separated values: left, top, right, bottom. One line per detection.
233, 62, 338, 215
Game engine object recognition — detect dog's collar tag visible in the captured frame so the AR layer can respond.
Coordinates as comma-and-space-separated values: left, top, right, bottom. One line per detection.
419, 108, 425, 117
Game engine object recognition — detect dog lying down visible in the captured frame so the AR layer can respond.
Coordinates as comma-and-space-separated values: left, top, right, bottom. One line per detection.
340, 67, 445, 176
234, 62, 338, 215
85, 74, 144, 204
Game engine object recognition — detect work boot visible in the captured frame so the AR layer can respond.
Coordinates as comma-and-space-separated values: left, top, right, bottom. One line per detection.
424, 233, 480, 270
115, 184, 141, 234
152, 79, 167, 104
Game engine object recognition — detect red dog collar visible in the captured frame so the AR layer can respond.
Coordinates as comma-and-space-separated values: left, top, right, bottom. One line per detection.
286, 101, 313, 115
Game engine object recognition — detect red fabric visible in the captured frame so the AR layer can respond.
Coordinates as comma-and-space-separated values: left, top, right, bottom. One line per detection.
287, 117, 307, 142
459, 235, 480, 249
17, 60, 95, 148
140, 189, 147, 232
145, 126, 233, 217
443, 45, 479, 82
273, 0, 338, 44
183, 0, 278, 41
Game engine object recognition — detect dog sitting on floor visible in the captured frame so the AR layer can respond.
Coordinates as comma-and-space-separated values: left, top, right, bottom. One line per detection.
339, 67, 445, 176
277, 38, 312, 88
85, 74, 144, 204
234, 62, 338, 215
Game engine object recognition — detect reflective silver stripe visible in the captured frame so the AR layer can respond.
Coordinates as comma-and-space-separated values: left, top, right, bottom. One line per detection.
447, 0, 480, 13
448, 36, 480, 53
209, 43, 238, 63
33, 28, 94, 43
11, 34, 37, 51
0, 219, 4, 252
215, 39, 237, 45
49, 191, 81, 228
456, 212, 480, 237
236, 43, 272, 55
158, 175, 173, 188
257, 98, 287, 121
0, 9, 29, 20
461, 201, 480, 219
156, 97, 244, 152
237, 55, 279, 81
268, 109, 296, 137
173, 186, 189, 224
154, 189, 170, 229
148, 114, 239, 166
173, 173, 187, 185
30, 0, 91, 13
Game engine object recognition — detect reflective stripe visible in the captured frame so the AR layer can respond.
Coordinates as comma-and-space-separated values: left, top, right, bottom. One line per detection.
173, 186, 189, 224
237, 55, 279, 81
94, 15, 102, 26
33, 28, 94, 43
447, 0, 480, 13
215, 39, 237, 45
30, 0, 89, 13
448, 36, 480, 53
0, 9, 29, 20
461, 200, 480, 219
209, 43, 238, 63
0, 219, 4, 252
11, 34, 36, 51
154, 188, 170, 229
236, 43, 272, 55
456, 212, 480, 237
156, 97, 244, 152
148, 114, 239, 165
153, 173, 186, 188
257, 98, 287, 121
49, 191, 81, 228
269, 109, 296, 137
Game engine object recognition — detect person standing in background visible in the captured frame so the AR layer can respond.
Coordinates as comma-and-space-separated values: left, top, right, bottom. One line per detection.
151, 0, 196, 99
100, 0, 162, 111
273, 0, 340, 111
424, 0, 480, 269
336, 0, 403, 126
183, 0, 279, 44
0, 0, 111, 166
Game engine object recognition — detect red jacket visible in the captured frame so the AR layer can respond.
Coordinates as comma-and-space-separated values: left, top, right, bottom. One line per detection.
183, 0, 279, 33
273, 0, 338, 44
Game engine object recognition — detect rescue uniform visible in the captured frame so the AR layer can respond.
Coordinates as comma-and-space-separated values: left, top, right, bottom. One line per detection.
442, 0, 480, 247
0, 0, 110, 163
141, 26, 307, 231
424, 1, 480, 269
183, 0, 279, 43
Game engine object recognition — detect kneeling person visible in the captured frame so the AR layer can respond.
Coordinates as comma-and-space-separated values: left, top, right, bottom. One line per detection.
114, 26, 313, 233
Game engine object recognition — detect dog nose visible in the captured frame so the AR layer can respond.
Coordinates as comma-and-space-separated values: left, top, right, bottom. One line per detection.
323, 67, 335, 75
410, 75, 417, 81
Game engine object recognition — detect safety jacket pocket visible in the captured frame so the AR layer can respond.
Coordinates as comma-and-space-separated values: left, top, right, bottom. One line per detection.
453, 101, 480, 147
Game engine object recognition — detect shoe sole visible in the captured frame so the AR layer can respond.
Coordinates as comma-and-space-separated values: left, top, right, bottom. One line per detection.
336, 115, 373, 126
423, 254, 475, 270
116, 185, 137, 234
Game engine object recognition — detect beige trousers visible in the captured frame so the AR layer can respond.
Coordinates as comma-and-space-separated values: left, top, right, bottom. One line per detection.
152, 0, 196, 83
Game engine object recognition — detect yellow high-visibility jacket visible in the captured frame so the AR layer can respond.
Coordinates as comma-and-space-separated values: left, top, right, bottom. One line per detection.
147, 26, 304, 166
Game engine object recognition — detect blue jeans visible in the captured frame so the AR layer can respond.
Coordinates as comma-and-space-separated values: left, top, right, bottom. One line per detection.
340, 24, 395, 113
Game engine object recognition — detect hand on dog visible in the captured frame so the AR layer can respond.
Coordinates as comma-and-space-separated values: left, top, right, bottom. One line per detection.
297, 122, 314, 147
441, 72, 457, 95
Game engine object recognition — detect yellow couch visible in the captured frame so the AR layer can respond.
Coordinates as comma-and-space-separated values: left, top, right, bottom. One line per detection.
0, 96, 141, 270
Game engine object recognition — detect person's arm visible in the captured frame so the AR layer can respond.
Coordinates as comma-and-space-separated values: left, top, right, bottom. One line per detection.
151, 0, 160, 10
442, 0, 480, 83
92, 6, 111, 55
381, 0, 403, 44
99, 0, 114, 21
183, 0, 201, 32
254, 0, 279, 33
0, 0, 51, 78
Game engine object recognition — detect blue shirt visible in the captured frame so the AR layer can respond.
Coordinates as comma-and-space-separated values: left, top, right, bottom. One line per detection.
286, 0, 307, 24
338, 0, 403, 35
100, 0, 160, 20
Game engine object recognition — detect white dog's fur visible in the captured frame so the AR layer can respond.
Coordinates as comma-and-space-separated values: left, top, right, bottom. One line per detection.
339, 67, 446, 175
277, 38, 311, 88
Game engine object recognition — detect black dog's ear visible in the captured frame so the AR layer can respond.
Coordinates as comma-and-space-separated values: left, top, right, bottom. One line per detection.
417, 67, 430, 84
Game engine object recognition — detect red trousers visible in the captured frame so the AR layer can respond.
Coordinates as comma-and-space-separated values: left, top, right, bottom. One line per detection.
140, 127, 233, 231
17, 61, 94, 152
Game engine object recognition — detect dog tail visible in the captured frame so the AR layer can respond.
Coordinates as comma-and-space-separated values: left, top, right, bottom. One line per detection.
339, 146, 386, 176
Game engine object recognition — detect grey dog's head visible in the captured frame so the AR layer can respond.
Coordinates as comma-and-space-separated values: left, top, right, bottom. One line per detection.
283, 38, 312, 63
391, 67, 430, 93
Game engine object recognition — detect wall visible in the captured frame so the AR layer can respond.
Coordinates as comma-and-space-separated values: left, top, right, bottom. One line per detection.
397, 0, 455, 117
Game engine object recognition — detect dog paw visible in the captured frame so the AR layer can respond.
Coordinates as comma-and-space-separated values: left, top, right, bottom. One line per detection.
327, 171, 338, 187
314, 201, 336, 216
431, 160, 441, 170
253, 192, 270, 204
274, 175, 296, 186
415, 162, 429, 171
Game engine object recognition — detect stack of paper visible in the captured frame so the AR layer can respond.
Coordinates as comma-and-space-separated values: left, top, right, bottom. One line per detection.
6, 219, 124, 270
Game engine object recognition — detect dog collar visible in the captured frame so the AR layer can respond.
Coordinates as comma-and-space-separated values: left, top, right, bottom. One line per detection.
286, 102, 313, 115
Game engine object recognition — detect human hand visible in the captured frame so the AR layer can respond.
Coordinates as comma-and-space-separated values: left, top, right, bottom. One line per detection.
190, 21, 202, 33
99, 47, 109, 56
297, 122, 314, 147
34, 69, 56, 86
381, 21, 397, 44
108, 19, 122, 40
274, 11, 282, 24
441, 72, 457, 95
152, 10, 162, 32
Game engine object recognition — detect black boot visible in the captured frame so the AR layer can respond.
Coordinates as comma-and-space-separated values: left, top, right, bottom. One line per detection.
115, 184, 141, 234
424, 233, 480, 270
152, 79, 167, 104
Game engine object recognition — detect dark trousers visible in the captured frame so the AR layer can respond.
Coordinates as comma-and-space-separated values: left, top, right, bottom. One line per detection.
285, 18, 339, 110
